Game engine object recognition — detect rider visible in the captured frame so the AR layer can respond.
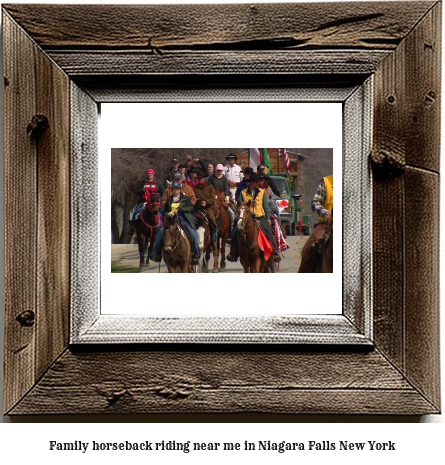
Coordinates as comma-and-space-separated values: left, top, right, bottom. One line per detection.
257, 164, 283, 199
161, 171, 196, 210
227, 173, 281, 264
185, 166, 200, 189
150, 182, 200, 266
193, 171, 218, 244
128, 169, 164, 237
209, 163, 237, 230
224, 153, 243, 201
235, 167, 253, 201
298, 175, 333, 273
164, 157, 180, 186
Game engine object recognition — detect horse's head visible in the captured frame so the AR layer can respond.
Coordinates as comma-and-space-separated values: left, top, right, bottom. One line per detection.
237, 200, 252, 233
215, 189, 225, 202
148, 192, 161, 213
162, 214, 180, 254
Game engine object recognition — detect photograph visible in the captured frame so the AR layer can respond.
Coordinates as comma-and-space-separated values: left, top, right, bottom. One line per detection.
111, 148, 333, 274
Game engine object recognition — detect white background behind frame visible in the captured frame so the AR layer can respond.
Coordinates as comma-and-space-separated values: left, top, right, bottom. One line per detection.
100, 102, 343, 316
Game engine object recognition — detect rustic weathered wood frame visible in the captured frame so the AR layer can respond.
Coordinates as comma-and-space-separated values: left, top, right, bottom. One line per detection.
3, 2, 440, 415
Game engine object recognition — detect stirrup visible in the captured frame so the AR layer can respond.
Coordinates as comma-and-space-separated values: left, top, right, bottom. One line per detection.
151, 252, 162, 263
192, 256, 199, 265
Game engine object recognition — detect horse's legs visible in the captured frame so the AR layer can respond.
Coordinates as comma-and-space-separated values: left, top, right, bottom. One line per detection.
137, 234, 146, 268
212, 239, 219, 272
147, 241, 152, 265
219, 235, 228, 271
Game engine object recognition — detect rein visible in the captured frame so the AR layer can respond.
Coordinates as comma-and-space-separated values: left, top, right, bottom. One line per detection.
166, 216, 185, 253
140, 197, 161, 237
238, 211, 259, 250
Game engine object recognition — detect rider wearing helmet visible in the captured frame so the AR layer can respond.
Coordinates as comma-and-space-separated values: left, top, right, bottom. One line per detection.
298, 175, 333, 273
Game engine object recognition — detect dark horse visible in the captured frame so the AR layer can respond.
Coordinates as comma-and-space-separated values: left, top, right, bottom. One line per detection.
212, 190, 231, 272
320, 216, 333, 273
162, 213, 194, 273
237, 200, 268, 273
135, 192, 161, 268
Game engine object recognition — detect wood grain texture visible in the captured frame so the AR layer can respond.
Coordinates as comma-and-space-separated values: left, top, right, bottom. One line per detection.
404, 2, 441, 172
2, 2, 435, 49
46, 50, 390, 76
8, 349, 437, 415
404, 168, 440, 408
35, 38, 71, 382
371, 3, 441, 411
3, 12, 38, 414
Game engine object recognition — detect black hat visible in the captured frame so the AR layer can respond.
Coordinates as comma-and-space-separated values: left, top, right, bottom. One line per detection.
248, 173, 260, 183
172, 182, 182, 189
188, 166, 200, 173
257, 164, 265, 171
196, 171, 207, 179
243, 167, 254, 175
171, 158, 179, 164
226, 153, 238, 160
173, 171, 182, 179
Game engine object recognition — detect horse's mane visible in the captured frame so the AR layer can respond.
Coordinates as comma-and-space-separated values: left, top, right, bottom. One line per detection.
163, 213, 177, 228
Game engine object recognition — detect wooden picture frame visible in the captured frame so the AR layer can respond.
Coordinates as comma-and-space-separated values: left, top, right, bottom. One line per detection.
2, 2, 440, 415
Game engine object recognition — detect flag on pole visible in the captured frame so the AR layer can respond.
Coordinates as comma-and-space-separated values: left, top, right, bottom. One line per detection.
279, 148, 291, 173
262, 148, 273, 174
249, 148, 262, 171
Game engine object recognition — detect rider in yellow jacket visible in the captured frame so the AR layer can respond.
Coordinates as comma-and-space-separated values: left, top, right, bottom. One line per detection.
227, 173, 281, 263
298, 175, 333, 273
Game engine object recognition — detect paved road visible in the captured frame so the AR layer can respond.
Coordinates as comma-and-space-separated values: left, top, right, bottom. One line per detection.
111, 234, 308, 273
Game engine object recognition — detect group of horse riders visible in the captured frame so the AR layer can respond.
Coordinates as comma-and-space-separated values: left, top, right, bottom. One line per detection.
128, 153, 288, 266
127, 152, 333, 272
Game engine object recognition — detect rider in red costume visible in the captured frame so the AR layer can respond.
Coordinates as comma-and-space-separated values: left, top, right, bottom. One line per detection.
128, 169, 165, 237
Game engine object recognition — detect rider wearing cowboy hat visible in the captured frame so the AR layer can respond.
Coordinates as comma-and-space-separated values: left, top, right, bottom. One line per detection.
227, 173, 281, 264
224, 153, 243, 201
151, 182, 200, 265
298, 175, 333, 273
193, 171, 218, 244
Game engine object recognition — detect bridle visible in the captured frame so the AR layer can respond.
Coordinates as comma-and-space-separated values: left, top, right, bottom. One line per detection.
164, 214, 185, 253
238, 206, 259, 249
140, 194, 161, 236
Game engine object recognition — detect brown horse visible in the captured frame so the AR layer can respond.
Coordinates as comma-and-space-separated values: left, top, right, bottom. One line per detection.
213, 190, 231, 272
162, 214, 194, 273
135, 192, 161, 268
237, 200, 268, 273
